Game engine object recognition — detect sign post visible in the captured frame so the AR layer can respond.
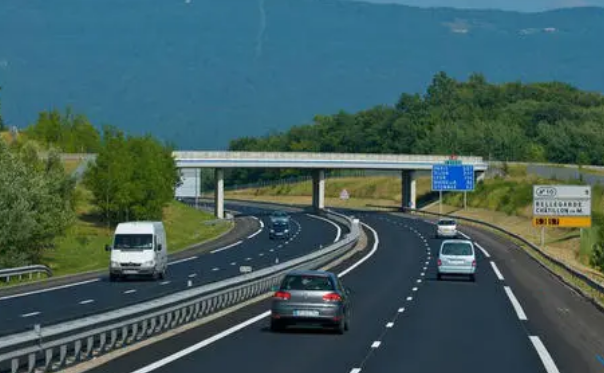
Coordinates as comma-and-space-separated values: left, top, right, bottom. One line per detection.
432, 162, 475, 214
532, 185, 592, 246
340, 189, 350, 202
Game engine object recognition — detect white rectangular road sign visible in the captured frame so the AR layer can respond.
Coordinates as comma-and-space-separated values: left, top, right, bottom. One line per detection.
533, 185, 591, 217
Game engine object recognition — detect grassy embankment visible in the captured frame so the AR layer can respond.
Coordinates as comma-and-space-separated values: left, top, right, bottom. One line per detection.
43, 186, 233, 277
227, 176, 432, 209
226, 167, 604, 285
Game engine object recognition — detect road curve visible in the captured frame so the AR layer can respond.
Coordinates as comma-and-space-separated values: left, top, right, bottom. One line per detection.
0, 202, 343, 337
86, 211, 603, 373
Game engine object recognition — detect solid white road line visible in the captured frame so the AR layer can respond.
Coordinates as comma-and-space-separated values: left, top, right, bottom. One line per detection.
458, 231, 470, 239
476, 243, 491, 258
350, 369, 362, 373
504, 286, 528, 320
168, 256, 198, 266
123, 289, 137, 294
79, 299, 95, 305
210, 241, 243, 254
160, 281, 171, 285
131, 221, 380, 373
529, 336, 561, 373
259, 219, 265, 229
338, 222, 379, 277
247, 228, 263, 239
306, 214, 342, 242
371, 341, 381, 348
0, 278, 101, 302
21, 312, 41, 318
490, 261, 505, 280
130, 311, 272, 373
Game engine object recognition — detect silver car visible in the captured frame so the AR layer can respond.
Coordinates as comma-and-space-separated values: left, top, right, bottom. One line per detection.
270, 270, 351, 333
436, 219, 458, 238
437, 239, 477, 281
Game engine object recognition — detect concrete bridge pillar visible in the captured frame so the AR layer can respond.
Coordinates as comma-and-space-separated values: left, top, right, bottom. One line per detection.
402, 170, 417, 210
312, 169, 325, 212
214, 168, 224, 219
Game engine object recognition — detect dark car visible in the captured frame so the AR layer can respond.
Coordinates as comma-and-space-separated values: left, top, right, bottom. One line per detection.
269, 219, 291, 239
270, 270, 351, 333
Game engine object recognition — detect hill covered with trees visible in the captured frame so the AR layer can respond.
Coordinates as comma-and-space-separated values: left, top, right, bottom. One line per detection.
226, 72, 604, 184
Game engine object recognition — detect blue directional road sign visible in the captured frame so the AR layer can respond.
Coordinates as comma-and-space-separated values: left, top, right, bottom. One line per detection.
431, 164, 475, 191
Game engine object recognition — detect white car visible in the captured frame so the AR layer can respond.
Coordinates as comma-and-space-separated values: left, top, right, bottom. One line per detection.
437, 239, 476, 282
436, 219, 457, 238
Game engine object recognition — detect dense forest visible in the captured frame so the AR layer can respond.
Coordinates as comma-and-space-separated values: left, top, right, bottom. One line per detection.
226, 72, 604, 184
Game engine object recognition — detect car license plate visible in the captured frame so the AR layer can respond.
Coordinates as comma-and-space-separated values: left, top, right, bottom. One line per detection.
123, 270, 138, 275
293, 310, 319, 317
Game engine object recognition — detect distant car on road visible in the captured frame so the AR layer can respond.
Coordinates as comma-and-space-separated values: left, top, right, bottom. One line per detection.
436, 218, 458, 238
270, 211, 290, 221
269, 211, 291, 240
270, 270, 351, 333
437, 239, 476, 281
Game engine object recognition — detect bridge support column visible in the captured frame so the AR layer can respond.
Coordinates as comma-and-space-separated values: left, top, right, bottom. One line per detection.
402, 170, 417, 210
475, 170, 486, 183
214, 168, 224, 219
312, 169, 325, 212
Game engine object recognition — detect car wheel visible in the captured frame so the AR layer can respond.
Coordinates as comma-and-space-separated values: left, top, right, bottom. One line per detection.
437, 273, 442, 281
270, 320, 283, 332
335, 319, 346, 334
344, 316, 350, 331
159, 269, 166, 280
469, 274, 476, 282
109, 274, 117, 282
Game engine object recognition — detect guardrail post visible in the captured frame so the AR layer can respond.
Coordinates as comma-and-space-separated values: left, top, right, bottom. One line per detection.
44, 348, 53, 371
11, 358, 19, 373
59, 345, 67, 367
27, 353, 36, 373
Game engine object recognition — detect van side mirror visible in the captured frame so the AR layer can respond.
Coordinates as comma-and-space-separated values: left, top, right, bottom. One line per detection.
105, 244, 111, 252
157, 244, 163, 252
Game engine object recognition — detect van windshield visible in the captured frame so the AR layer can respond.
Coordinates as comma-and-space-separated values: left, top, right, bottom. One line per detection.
441, 242, 473, 256
438, 220, 456, 226
114, 234, 153, 250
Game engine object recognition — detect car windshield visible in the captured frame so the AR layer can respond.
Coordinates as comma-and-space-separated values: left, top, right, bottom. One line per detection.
439, 220, 456, 226
441, 242, 473, 256
281, 275, 335, 291
114, 234, 153, 250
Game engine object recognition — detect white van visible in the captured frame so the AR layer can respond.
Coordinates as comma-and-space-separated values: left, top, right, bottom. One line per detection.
106, 221, 168, 281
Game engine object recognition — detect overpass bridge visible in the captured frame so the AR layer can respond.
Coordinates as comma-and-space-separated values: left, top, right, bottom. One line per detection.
173, 151, 489, 218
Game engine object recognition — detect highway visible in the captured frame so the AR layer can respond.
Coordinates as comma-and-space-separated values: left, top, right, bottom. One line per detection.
0, 201, 345, 337
85, 210, 604, 373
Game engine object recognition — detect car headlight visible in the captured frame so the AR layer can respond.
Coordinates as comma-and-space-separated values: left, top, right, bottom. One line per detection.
143, 260, 155, 267
111, 261, 120, 267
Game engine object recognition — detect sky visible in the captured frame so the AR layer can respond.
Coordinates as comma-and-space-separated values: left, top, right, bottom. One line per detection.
353, 0, 604, 12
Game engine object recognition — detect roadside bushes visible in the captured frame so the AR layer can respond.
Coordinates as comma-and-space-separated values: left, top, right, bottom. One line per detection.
0, 140, 76, 267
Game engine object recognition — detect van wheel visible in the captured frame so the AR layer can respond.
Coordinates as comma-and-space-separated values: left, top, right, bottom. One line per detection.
437, 273, 442, 281
159, 269, 167, 280
109, 274, 118, 282
335, 319, 346, 335
469, 274, 476, 282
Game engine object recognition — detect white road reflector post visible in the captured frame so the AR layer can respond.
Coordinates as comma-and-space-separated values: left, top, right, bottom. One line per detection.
239, 266, 253, 274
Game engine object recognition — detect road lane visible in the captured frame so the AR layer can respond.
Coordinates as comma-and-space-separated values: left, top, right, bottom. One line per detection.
0, 208, 340, 336
87, 212, 429, 373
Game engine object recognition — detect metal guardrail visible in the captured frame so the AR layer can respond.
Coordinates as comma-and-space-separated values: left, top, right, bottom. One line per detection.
0, 265, 52, 283
406, 208, 604, 297
0, 210, 359, 373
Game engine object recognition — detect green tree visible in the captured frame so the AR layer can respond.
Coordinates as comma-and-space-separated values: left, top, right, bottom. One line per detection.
84, 127, 179, 225
0, 139, 75, 267
26, 107, 101, 153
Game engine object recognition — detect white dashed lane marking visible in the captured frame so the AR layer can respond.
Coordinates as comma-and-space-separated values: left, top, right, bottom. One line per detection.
123, 289, 137, 294
79, 299, 95, 305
